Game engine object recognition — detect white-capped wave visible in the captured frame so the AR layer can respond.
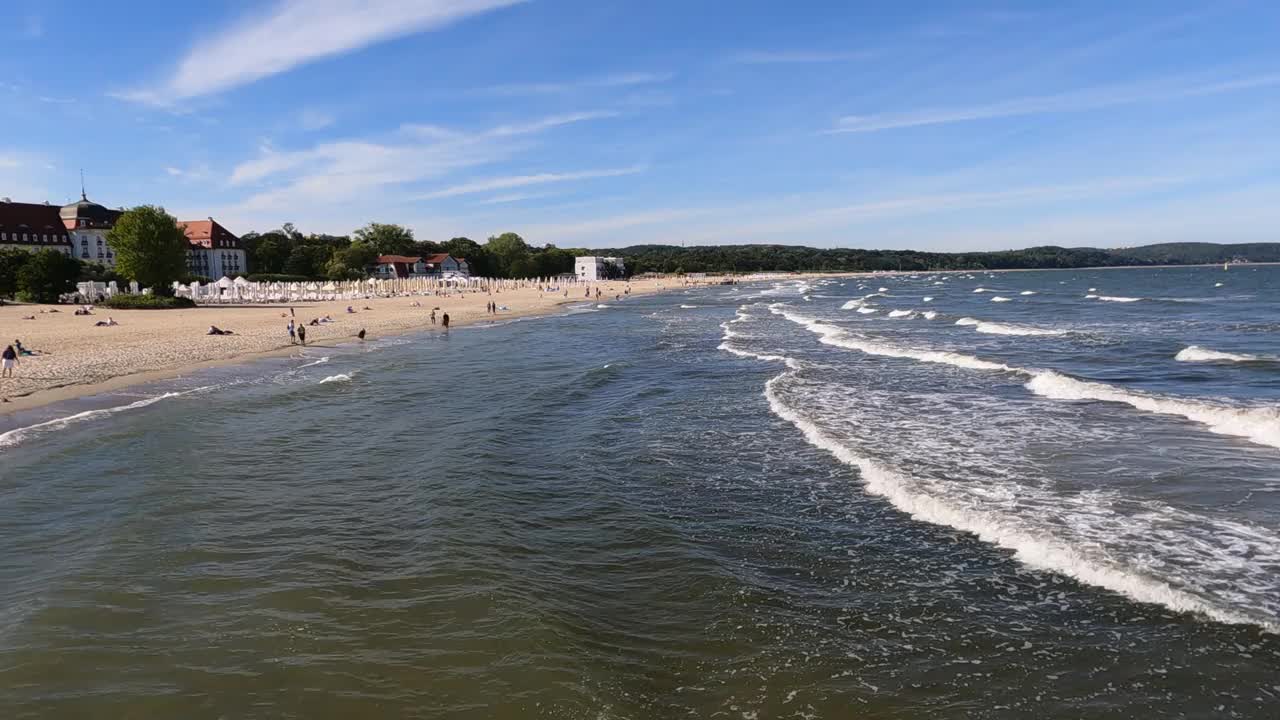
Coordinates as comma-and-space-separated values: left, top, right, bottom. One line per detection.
878, 287, 888, 292
0, 389, 205, 450
856, 307, 878, 314
974, 288, 989, 293
770, 306, 1016, 372
762, 374, 1277, 631
1175, 346, 1271, 364
596, 304, 611, 308
1097, 296, 1141, 302
1026, 371, 1280, 450
921, 311, 938, 320
922, 296, 934, 302
1020, 290, 1037, 296
319, 373, 354, 384
1085, 294, 1099, 299
888, 309, 914, 318
955, 317, 1066, 337
297, 356, 330, 368
841, 299, 864, 310
990, 296, 1011, 303
679, 304, 698, 309
772, 303, 1280, 450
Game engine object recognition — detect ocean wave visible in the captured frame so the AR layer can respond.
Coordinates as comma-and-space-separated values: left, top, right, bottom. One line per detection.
772, 304, 1280, 450
888, 309, 914, 318
856, 307, 878, 314
770, 306, 1015, 372
1025, 371, 1280, 450
1175, 346, 1272, 364
840, 299, 864, 310
318, 373, 354, 384
762, 374, 1278, 631
990, 296, 1012, 303
921, 311, 938, 320
974, 288, 990, 293
922, 296, 934, 302
596, 304, 611, 308
1020, 291, 1037, 296
1097, 296, 1141, 303
679, 304, 699, 309
955, 318, 1066, 337
0, 388, 205, 450
297, 356, 330, 368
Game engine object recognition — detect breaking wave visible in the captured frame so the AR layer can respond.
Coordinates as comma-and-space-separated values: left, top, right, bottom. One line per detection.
955, 318, 1067, 337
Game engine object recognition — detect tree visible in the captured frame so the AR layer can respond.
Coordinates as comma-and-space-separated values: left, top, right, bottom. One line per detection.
17, 250, 81, 303
353, 223, 415, 256
0, 247, 31, 298
244, 231, 292, 274
108, 205, 190, 293
284, 245, 330, 278
485, 232, 531, 278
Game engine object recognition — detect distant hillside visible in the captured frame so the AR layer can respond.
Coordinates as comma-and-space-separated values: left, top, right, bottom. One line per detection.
598, 242, 1280, 275
1107, 242, 1280, 265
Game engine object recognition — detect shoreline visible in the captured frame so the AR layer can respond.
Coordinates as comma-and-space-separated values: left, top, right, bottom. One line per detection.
0, 280, 652, 416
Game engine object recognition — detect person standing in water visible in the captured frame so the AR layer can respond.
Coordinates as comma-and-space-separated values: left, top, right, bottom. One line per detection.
297, 324, 307, 346
441, 312, 450, 331
1, 344, 17, 378
287, 320, 297, 344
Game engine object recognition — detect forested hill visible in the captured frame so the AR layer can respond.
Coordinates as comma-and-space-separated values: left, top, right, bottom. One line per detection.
606, 242, 1280, 274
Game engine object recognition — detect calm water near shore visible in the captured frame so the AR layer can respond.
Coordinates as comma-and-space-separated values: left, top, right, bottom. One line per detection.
2, 267, 1278, 718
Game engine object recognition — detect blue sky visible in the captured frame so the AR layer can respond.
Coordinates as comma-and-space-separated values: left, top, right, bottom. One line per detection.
2, 0, 1279, 250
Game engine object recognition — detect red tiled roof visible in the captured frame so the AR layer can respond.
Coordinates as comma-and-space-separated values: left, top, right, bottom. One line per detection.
0, 200, 73, 245
178, 219, 242, 250
424, 253, 451, 264
376, 255, 423, 264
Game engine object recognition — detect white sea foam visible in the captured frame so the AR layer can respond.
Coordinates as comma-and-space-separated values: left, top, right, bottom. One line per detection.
878, 287, 888, 292
841, 299, 865, 310
0, 389, 204, 450
679, 304, 699, 309
319, 373, 354, 384
772, 303, 1280, 450
974, 288, 989, 293
1026, 371, 1280, 450
888, 309, 914, 318
297, 356, 330, 368
770, 306, 1016, 372
759, 370, 1277, 632
990, 296, 1012, 303
1084, 294, 1099, 299
921, 311, 938, 320
856, 307, 878, 314
596, 304, 611, 308
955, 318, 1066, 336
1097, 295, 1141, 303
922, 296, 933, 302
1215, 282, 1224, 287
1175, 346, 1271, 364
1020, 290, 1037, 296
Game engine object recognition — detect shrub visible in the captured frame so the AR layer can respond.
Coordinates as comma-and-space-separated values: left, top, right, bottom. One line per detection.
100, 294, 196, 309
246, 273, 311, 283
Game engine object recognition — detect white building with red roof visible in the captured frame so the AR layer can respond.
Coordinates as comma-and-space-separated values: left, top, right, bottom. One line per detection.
178, 218, 246, 278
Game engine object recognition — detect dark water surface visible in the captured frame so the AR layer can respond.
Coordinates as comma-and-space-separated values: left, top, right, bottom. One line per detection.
2, 267, 1278, 718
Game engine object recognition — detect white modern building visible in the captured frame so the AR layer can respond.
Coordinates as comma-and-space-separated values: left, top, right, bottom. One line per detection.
574, 256, 625, 281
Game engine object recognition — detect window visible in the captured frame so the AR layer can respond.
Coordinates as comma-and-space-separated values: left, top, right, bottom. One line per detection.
22, 233, 28, 242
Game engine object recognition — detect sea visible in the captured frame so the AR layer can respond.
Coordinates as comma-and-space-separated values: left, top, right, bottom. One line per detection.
1, 265, 1278, 718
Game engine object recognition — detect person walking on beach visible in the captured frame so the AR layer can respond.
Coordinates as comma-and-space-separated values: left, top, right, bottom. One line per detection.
357, 329, 366, 341
288, 320, 297, 344
430, 309, 437, 325
2, 344, 17, 378
441, 312, 450, 331
297, 324, 307, 346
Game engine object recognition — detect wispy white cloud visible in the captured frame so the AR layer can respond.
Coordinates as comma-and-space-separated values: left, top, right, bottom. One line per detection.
475, 72, 671, 96
830, 72, 1280, 133
419, 165, 644, 200
729, 50, 871, 64
298, 108, 336, 131
486, 111, 619, 136
474, 191, 560, 205
116, 0, 525, 104
225, 111, 624, 218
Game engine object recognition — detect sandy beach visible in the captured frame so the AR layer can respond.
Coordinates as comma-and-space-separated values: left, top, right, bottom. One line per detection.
0, 277, 698, 414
